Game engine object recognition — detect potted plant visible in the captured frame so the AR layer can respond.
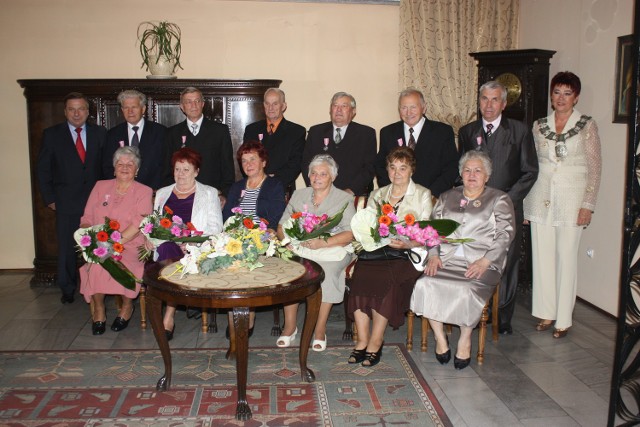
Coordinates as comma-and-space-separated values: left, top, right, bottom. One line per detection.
137, 21, 183, 78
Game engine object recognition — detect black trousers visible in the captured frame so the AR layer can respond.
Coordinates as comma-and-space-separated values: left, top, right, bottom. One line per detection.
55, 212, 81, 297
498, 207, 523, 327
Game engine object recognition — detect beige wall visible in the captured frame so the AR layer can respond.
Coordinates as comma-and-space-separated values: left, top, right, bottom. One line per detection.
0, 0, 399, 269
519, 0, 633, 315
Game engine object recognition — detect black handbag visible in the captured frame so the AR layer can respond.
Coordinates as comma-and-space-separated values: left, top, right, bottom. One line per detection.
357, 246, 408, 261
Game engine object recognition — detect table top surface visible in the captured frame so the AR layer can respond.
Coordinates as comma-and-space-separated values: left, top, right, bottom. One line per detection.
143, 256, 324, 302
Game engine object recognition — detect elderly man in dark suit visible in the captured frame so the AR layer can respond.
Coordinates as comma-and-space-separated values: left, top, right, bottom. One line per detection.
37, 92, 107, 304
243, 88, 305, 194
103, 90, 166, 190
375, 88, 459, 197
164, 87, 235, 203
302, 92, 376, 196
458, 81, 539, 335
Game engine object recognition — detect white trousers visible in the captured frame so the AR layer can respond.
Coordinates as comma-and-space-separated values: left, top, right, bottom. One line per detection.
530, 222, 583, 329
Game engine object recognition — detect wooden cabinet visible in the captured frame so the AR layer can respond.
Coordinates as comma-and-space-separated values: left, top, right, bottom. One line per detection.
18, 79, 281, 285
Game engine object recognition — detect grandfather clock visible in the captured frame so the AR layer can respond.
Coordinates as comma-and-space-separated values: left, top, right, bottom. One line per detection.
469, 49, 555, 293
469, 49, 555, 128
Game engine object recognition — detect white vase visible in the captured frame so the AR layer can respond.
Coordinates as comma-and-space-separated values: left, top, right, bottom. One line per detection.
146, 55, 177, 79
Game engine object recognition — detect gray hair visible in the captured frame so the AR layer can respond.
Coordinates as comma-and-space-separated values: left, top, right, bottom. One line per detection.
117, 89, 147, 107
308, 154, 339, 179
459, 150, 492, 178
180, 86, 203, 101
479, 81, 507, 103
264, 87, 285, 103
113, 146, 142, 170
398, 87, 426, 108
330, 92, 356, 108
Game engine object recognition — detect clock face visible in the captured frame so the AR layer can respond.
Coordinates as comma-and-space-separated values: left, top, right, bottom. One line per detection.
496, 72, 522, 106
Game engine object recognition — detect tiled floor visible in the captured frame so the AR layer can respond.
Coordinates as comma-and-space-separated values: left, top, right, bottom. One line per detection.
0, 271, 620, 426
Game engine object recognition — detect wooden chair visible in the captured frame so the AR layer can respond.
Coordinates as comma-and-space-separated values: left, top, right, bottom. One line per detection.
406, 284, 500, 365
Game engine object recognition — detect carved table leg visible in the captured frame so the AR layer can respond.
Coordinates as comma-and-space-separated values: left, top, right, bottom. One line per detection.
232, 307, 252, 420
300, 288, 322, 383
147, 292, 172, 391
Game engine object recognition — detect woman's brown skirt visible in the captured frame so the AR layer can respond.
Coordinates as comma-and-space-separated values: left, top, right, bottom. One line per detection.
347, 259, 423, 329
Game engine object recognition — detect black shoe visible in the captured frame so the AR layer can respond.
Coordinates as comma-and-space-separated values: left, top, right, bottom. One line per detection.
454, 355, 471, 370
92, 321, 106, 335
165, 326, 175, 341
186, 307, 202, 319
348, 348, 367, 364
435, 336, 451, 364
362, 343, 384, 367
60, 294, 74, 304
111, 306, 135, 332
499, 324, 513, 335
225, 325, 254, 340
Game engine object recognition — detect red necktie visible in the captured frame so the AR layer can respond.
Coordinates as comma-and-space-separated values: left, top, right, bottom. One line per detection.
75, 127, 86, 163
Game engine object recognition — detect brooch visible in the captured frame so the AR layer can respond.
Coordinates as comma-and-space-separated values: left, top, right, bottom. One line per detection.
103, 194, 110, 206
473, 200, 481, 208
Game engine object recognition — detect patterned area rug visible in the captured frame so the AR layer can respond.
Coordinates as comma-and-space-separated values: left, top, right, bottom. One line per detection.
0, 344, 451, 427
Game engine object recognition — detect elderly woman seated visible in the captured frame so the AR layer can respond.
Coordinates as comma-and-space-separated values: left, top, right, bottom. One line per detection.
410, 151, 515, 370
79, 146, 153, 335
276, 154, 356, 351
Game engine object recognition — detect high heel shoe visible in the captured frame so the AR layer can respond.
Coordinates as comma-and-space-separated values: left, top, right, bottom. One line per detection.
535, 320, 553, 331
348, 348, 367, 364
454, 355, 471, 370
276, 327, 298, 347
165, 326, 175, 341
362, 342, 384, 367
111, 306, 135, 332
312, 335, 327, 352
553, 327, 569, 339
92, 320, 106, 335
435, 336, 451, 364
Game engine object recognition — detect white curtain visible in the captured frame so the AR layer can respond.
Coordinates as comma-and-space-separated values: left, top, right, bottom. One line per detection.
399, 0, 520, 133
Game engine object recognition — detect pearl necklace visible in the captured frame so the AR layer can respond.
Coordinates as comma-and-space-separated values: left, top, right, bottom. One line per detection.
175, 184, 196, 194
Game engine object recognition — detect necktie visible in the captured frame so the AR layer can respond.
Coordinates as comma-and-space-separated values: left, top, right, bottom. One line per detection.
268, 123, 274, 135
75, 127, 85, 163
335, 128, 342, 145
486, 123, 494, 138
191, 124, 198, 136
131, 126, 139, 147
408, 127, 416, 149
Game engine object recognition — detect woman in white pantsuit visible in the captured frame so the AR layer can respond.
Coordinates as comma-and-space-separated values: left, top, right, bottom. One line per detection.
524, 71, 602, 339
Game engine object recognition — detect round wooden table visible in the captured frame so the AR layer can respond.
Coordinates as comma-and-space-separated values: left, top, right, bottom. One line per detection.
143, 256, 324, 421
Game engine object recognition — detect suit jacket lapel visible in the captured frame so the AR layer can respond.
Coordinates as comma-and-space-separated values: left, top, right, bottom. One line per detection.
85, 124, 99, 163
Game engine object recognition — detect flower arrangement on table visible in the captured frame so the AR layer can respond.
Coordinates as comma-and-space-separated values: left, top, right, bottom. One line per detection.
74, 217, 138, 290
175, 207, 292, 277
280, 202, 354, 261
351, 200, 471, 260
138, 206, 209, 261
